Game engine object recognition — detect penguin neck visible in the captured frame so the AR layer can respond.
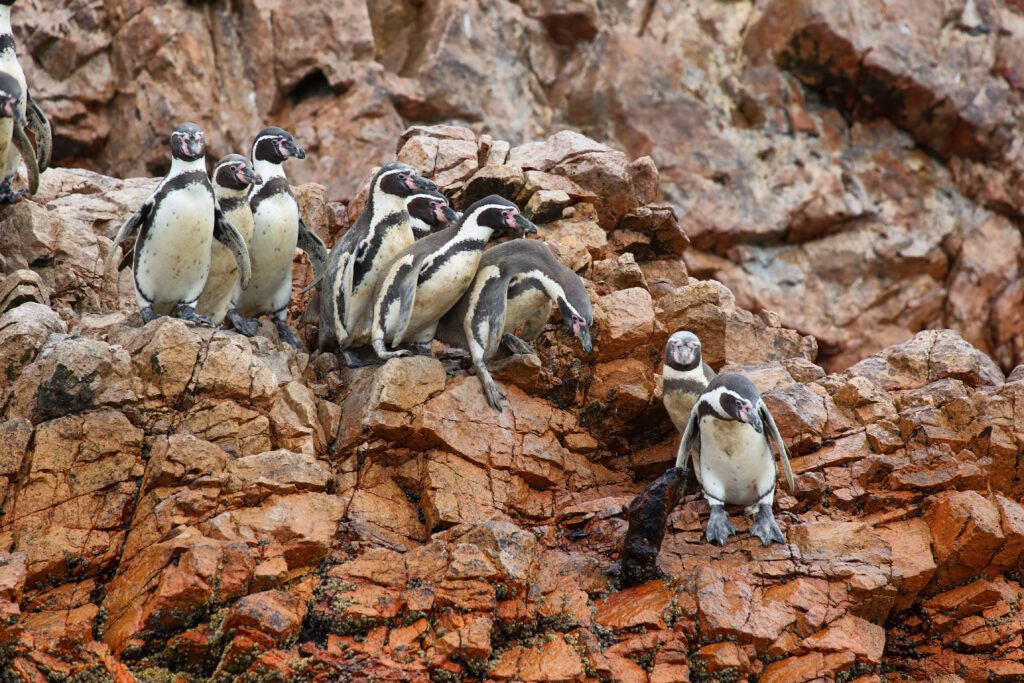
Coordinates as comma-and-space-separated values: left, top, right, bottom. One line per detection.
170, 156, 206, 176
663, 358, 705, 382
370, 188, 407, 225
455, 220, 493, 243
214, 185, 249, 202
0, 8, 11, 40
253, 158, 286, 182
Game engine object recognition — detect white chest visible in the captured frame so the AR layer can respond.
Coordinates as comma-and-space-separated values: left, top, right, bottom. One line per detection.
410, 248, 481, 330
250, 194, 299, 277
698, 417, 775, 506
504, 285, 549, 333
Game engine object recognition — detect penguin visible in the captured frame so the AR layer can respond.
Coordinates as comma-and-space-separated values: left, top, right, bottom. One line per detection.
227, 127, 328, 348
370, 195, 538, 362
316, 162, 437, 365
675, 373, 795, 546
195, 154, 261, 325
435, 238, 593, 411
663, 331, 716, 467
105, 123, 252, 324
408, 189, 460, 238
0, 0, 50, 202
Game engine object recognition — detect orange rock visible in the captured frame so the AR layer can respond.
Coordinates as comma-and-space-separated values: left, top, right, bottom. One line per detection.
605, 653, 648, 683
924, 491, 1005, 591
699, 641, 747, 673
491, 634, 586, 682
592, 288, 655, 361
222, 590, 303, 644
594, 581, 671, 631
801, 615, 885, 663
758, 652, 825, 683
877, 518, 936, 611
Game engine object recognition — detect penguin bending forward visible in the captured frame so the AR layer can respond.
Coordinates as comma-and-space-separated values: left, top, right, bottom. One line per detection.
0, 0, 51, 202
663, 331, 716, 466
228, 127, 328, 348
408, 189, 460, 237
196, 154, 260, 325
105, 123, 252, 324
316, 162, 437, 365
675, 373, 795, 546
435, 239, 593, 411
370, 194, 538, 362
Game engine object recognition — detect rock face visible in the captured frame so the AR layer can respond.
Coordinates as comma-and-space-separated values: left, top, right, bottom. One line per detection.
17, 0, 1024, 376
0, 120, 1023, 682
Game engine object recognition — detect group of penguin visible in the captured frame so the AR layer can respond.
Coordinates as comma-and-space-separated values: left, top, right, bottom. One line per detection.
0, 0, 795, 548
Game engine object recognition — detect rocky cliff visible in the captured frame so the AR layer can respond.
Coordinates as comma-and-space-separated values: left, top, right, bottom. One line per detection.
0, 124, 1022, 682
2, 0, 1024, 682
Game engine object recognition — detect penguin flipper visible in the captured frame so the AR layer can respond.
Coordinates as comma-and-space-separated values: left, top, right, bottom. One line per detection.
387, 257, 423, 347
25, 93, 51, 172
214, 207, 252, 289
481, 278, 510, 360
117, 249, 133, 272
301, 289, 320, 325
297, 218, 329, 293
674, 408, 699, 475
760, 400, 795, 493
106, 200, 152, 272
11, 117, 38, 194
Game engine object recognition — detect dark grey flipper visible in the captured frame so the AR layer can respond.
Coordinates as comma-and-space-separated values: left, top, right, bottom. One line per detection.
214, 207, 252, 289
705, 504, 736, 546
297, 218, 328, 294
11, 117, 39, 194
750, 503, 785, 547
226, 309, 259, 337
106, 200, 153, 272
117, 249, 133, 272
674, 408, 699, 475
25, 93, 51, 172
501, 333, 536, 356
759, 401, 795, 493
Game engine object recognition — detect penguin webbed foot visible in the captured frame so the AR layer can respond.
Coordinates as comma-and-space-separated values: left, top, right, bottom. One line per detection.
226, 309, 260, 337
476, 363, 507, 412
408, 342, 433, 357
342, 349, 383, 368
0, 181, 27, 204
175, 305, 214, 327
705, 505, 736, 546
140, 306, 160, 324
372, 339, 412, 361
501, 333, 536, 356
275, 321, 300, 349
750, 503, 785, 547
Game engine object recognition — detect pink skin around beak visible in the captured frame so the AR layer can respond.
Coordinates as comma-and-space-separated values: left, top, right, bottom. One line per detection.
434, 203, 446, 223
505, 210, 518, 229
403, 174, 417, 191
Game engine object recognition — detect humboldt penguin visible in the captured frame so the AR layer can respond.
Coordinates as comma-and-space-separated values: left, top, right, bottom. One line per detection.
407, 189, 460, 237
196, 154, 260, 325
370, 195, 537, 362
105, 123, 252, 324
0, 0, 50, 202
228, 127, 328, 347
663, 331, 716, 468
675, 373, 795, 546
316, 162, 436, 364
435, 239, 593, 411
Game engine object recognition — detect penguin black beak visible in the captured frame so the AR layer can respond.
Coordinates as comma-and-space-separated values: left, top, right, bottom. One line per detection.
240, 166, 261, 185
441, 204, 459, 223
741, 403, 763, 433
577, 325, 593, 354
514, 213, 537, 235
285, 139, 305, 159
412, 175, 437, 192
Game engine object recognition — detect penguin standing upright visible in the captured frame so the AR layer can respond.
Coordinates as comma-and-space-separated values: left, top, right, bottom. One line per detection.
663, 331, 716, 466
435, 238, 593, 411
105, 123, 251, 324
370, 195, 537, 362
196, 154, 260, 325
676, 373, 795, 546
0, 0, 51, 202
316, 162, 436, 364
228, 127, 328, 347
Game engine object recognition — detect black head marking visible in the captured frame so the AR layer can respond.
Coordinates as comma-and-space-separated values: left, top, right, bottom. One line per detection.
375, 161, 436, 198
665, 331, 702, 372
406, 190, 457, 228
170, 122, 205, 162
0, 72, 21, 120
252, 126, 305, 164
704, 373, 763, 433
463, 195, 537, 236
0, 1, 15, 7
214, 153, 260, 191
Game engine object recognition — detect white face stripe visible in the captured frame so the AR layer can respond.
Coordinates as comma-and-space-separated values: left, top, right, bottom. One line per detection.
697, 386, 736, 420
252, 134, 283, 153
463, 203, 515, 225
405, 192, 438, 204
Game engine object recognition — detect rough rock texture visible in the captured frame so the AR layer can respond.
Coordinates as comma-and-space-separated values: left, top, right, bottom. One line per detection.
17, 0, 1024, 375
0, 119, 1022, 682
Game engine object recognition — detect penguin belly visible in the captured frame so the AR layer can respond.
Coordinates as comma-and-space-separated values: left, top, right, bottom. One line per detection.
698, 417, 776, 507
235, 198, 298, 317
0, 118, 12, 181
401, 250, 480, 340
197, 207, 254, 324
347, 225, 414, 344
502, 287, 548, 334
663, 391, 697, 434
135, 184, 215, 314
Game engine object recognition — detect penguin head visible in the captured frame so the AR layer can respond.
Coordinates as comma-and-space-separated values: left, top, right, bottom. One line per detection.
252, 127, 305, 164
555, 293, 593, 354
376, 162, 437, 198
406, 190, 459, 235
464, 195, 537, 237
170, 123, 206, 162
707, 373, 763, 433
213, 154, 260, 191
666, 330, 702, 371
0, 73, 22, 122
